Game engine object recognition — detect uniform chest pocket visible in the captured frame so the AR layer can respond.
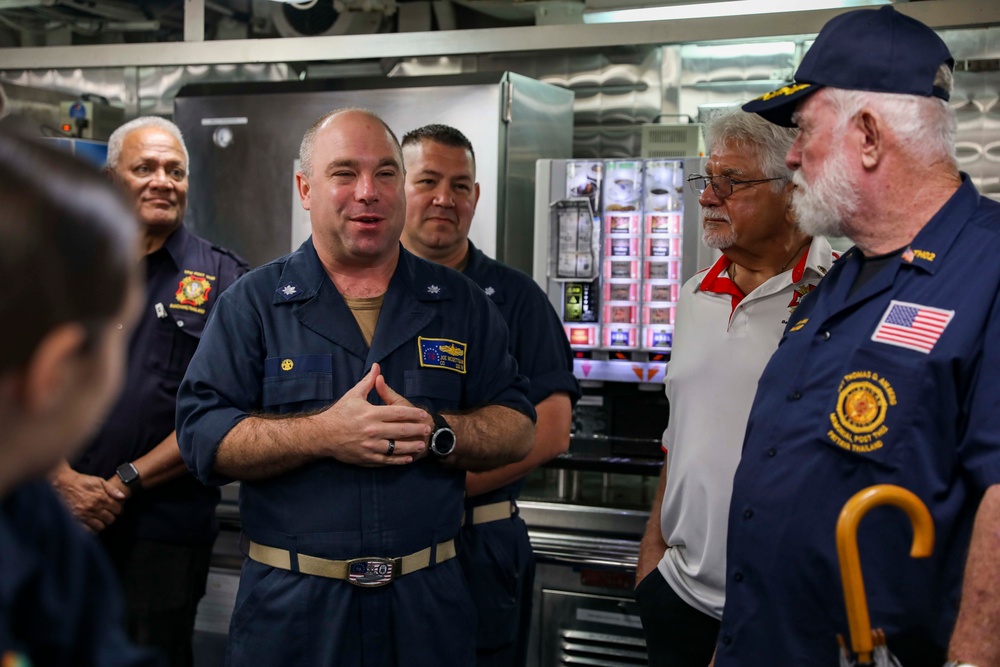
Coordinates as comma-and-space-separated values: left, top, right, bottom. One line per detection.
404, 369, 462, 411
818, 348, 924, 471
262, 354, 334, 410
144, 316, 204, 380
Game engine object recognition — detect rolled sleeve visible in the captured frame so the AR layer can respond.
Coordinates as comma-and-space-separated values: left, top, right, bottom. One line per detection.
176, 287, 262, 487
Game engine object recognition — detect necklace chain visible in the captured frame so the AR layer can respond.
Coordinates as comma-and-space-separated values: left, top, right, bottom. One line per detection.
728, 240, 811, 283
779, 239, 812, 273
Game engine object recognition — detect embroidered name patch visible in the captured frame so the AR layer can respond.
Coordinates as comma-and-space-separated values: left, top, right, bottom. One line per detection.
418, 337, 467, 374
871, 300, 954, 354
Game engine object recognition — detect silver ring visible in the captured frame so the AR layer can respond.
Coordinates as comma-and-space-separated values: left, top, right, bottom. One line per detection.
386, 439, 395, 456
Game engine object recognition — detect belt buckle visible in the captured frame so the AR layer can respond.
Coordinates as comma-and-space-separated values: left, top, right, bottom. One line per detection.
346, 557, 396, 587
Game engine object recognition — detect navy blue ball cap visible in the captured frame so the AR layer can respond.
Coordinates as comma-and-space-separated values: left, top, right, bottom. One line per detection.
743, 6, 954, 127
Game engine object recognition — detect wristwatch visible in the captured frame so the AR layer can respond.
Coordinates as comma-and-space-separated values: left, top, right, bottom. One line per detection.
429, 413, 456, 457
115, 462, 142, 490
944, 662, 979, 667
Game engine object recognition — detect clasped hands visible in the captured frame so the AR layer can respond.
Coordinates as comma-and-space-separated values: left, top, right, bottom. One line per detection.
316, 362, 433, 467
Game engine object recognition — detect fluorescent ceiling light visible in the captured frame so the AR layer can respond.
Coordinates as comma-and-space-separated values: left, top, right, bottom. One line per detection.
584, 0, 890, 24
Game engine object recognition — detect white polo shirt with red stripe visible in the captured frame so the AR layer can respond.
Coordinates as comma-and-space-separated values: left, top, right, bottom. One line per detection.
656, 236, 837, 619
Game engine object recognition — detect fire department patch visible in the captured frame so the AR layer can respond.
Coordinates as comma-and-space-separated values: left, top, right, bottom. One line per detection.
827, 370, 897, 454
175, 272, 213, 308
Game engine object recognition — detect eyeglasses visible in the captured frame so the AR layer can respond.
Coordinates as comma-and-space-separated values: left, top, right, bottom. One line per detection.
686, 173, 785, 199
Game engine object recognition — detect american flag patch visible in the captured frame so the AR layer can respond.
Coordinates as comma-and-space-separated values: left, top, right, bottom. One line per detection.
871, 300, 954, 354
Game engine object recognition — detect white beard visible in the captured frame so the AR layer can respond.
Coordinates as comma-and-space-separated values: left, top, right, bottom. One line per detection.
791, 140, 859, 239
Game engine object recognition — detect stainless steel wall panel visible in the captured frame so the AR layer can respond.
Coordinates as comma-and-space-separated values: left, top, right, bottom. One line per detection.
173, 74, 571, 271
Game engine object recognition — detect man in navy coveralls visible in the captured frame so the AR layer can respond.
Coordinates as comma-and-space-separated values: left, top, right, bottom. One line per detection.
400, 123, 580, 667
177, 109, 535, 666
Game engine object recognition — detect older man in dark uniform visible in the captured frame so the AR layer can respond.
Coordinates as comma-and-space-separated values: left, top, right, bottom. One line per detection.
721, 7, 1000, 667
51, 117, 246, 667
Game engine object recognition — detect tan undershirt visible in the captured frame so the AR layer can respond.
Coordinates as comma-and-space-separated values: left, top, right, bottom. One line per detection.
342, 293, 385, 347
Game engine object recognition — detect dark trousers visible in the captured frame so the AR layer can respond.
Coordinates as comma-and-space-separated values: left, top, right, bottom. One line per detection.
101, 532, 213, 667
635, 567, 720, 667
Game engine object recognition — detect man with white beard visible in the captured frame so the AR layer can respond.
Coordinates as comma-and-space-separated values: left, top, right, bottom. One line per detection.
719, 6, 1000, 667
635, 106, 836, 667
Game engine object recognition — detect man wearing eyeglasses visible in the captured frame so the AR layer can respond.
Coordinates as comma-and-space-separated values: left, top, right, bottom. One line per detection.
635, 106, 837, 667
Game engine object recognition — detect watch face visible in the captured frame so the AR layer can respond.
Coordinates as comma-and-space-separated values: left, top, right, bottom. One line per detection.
431, 427, 456, 456
116, 463, 140, 486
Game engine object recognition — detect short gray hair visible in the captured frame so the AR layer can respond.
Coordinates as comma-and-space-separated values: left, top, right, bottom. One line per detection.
106, 116, 189, 173
704, 106, 796, 192
298, 107, 402, 177
825, 63, 957, 168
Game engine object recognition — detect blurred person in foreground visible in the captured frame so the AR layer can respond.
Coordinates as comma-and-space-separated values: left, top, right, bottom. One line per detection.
717, 6, 1000, 666
635, 107, 837, 667
0, 126, 160, 666
400, 123, 580, 667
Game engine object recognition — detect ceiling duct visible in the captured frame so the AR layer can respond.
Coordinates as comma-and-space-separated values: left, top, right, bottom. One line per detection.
270, 0, 393, 38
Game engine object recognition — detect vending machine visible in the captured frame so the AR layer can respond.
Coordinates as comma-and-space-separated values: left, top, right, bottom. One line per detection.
534, 156, 712, 387
525, 155, 713, 667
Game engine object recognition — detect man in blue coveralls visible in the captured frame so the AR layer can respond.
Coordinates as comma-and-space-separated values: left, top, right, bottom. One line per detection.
176, 108, 536, 666
400, 124, 580, 667
716, 7, 1000, 667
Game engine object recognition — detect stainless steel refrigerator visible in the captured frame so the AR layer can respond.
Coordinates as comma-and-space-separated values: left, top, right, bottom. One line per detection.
173, 72, 574, 274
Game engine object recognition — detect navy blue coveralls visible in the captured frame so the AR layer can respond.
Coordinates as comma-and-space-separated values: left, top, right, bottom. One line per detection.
72, 225, 246, 658
458, 242, 580, 667
177, 240, 534, 667
717, 177, 1000, 667
0, 481, 162, 667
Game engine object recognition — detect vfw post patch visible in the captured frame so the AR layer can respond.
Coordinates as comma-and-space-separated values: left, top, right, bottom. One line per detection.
172, 269, 215, 314
871, 300, 953, 354
418, 337, 467, 374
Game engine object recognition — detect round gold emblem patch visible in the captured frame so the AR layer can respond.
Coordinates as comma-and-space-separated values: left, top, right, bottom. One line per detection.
835, 381, 887, 434
281, 359, 294, 372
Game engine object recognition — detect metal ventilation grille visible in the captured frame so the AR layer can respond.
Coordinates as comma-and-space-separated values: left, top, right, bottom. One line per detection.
541, 589, 647, 666
641, 123, 705, 158
560, 629, 648, 665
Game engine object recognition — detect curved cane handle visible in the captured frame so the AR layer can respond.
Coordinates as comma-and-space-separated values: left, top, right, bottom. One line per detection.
836, 484, 935, 662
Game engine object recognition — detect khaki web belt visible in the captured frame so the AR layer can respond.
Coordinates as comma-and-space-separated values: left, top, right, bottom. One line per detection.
465, 500, 516, 526
248, 538, 456, 588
